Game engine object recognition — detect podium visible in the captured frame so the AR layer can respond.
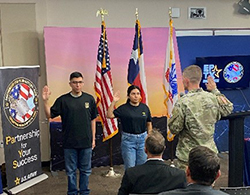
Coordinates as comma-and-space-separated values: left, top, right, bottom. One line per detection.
221, 110, 250, 187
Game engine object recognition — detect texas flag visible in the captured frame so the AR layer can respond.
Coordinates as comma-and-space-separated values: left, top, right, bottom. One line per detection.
127, 19, 148, 104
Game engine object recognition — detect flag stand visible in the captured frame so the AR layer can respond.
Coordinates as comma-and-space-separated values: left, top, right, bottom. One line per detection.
105, 139, 121, 177
169, 141, 175, 167
164, 7, 183, 168
95, 8, 121, 178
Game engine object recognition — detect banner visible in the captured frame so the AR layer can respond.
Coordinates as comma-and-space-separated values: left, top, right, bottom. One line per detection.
44, 27, 184, 117
0, 66, 42, 189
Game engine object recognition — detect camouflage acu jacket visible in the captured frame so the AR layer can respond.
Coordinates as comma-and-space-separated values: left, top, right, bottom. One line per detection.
168, 88, 233, 162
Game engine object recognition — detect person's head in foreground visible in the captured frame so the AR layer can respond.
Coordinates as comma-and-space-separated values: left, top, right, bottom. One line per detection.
145, 130, 165, 158
187, 145, 221, 186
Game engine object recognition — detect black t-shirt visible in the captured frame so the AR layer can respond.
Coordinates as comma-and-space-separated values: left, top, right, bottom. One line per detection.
50, 92, 98, 149
114, 102, 152, 134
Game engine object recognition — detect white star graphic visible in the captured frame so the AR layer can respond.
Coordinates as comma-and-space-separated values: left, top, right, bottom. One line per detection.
130, 49, 138, 64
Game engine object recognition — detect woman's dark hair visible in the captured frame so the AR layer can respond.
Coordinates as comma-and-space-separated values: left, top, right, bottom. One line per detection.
127, 85, 141, 96
126, 85, 141, 103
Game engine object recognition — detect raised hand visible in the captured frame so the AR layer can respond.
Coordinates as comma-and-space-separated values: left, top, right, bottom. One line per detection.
205, 76, 217, 91
113, 91, 120, 102
42, 85, 51, 101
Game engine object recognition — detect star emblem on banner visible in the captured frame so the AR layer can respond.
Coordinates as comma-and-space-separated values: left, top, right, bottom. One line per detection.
130, 49, 138, 64
212, 65, 222, 78
14, 177, 20, 185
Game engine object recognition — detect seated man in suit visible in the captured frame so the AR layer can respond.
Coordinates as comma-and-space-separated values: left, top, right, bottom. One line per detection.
159, 146, 228, 195
118, 130, 187, 195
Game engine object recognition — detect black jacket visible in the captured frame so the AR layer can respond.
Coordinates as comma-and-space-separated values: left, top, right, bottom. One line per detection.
158, 183, 228, 195
118, 159, 187, 195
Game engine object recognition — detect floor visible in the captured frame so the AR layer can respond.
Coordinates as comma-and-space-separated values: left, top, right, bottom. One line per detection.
12, 153, 228, 195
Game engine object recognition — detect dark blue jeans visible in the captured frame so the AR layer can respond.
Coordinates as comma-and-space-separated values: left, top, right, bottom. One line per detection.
64, 148, 92, 195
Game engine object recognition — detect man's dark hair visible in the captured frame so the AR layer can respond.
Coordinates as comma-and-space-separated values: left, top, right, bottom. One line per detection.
69, 72, 83, 80
145, 130, 165, 155
188, 146, 220, 186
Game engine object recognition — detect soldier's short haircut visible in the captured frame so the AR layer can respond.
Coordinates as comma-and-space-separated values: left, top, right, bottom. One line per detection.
188, 146, 220, 186
145, 130, 165, 155
183, 65, 202, 84
69, 72, 83, 80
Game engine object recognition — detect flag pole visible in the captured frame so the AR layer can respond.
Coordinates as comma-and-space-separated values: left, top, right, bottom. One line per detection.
96, 8, 121, 177
96, 8, 108, 22
168, 7, 176, 167
135, 8, 139, 20
169, 7, 172, 21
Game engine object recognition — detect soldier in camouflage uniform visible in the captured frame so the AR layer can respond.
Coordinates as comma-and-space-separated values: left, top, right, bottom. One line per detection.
168, 65, 233, 170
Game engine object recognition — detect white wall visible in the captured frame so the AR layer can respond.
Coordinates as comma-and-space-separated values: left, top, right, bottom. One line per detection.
0, 0, 249, 162
43, 0, 250, 28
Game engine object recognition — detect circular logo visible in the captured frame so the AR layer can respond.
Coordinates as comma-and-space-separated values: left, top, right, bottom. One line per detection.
223, 61, 244, 83
3, 77, 38, 129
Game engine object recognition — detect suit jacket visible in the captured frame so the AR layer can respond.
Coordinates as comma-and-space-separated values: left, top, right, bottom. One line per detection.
158, 183, 228, 195
118, 159, 187, 195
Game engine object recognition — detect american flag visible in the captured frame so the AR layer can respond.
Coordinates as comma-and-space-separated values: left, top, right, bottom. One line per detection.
94, 21, 118, 141
10, 83, 34, 122
163, 17, 179, 141
127, 19, 148, 104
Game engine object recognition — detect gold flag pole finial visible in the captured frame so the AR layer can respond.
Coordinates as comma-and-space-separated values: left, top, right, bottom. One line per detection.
169, 7, 172, 20
135, 8, 139, 20
96, 8, 108, 21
